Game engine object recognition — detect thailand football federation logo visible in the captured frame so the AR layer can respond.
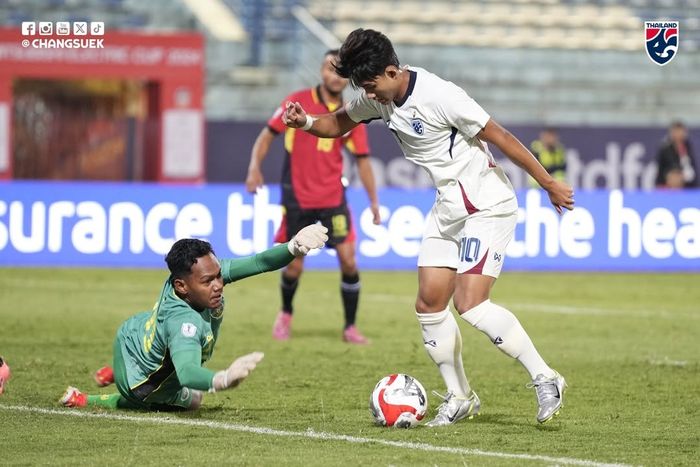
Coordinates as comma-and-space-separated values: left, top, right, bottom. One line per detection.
411, 118, 424, 135
645, 21, 679, 66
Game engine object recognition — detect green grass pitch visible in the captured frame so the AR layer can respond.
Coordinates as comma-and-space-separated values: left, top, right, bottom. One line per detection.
1, 268, 698, 466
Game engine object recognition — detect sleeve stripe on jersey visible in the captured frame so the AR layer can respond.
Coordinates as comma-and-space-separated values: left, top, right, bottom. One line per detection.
360, 117, 382, 124
448, 127, 458, 159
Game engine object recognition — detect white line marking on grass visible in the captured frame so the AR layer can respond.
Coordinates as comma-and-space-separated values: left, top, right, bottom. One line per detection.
647, 357, 688, 367
1, 404, 630, 467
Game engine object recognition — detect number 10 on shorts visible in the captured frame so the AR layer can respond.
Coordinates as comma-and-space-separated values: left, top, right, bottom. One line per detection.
459, 237, 481, 263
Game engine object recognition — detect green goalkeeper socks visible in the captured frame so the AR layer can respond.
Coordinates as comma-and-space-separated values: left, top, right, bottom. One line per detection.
87, 393, 122, 409
87, 393, 141, 410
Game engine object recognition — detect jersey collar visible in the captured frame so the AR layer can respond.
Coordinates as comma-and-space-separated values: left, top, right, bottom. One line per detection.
394, 70, 417, 107
314, 85, 343, 111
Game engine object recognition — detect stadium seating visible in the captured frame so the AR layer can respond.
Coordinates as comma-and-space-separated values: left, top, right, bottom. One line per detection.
2, 0, 697, 125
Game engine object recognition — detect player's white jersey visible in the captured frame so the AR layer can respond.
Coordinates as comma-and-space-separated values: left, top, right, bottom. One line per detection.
345, 66, 517, 230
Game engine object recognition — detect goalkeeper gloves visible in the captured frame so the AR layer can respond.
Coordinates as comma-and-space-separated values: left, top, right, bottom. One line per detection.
211, 351, 264, 392
287, 224, 329, 256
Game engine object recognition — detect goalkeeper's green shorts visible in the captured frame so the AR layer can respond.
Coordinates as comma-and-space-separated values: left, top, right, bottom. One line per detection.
112, 337, 195, 411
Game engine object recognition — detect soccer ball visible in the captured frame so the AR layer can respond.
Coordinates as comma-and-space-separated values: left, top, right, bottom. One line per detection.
369, 373, 428, 428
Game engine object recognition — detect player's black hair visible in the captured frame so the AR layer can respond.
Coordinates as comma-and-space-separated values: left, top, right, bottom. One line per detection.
325, 48, 339, 57
670, 120, 685, 129
335, 29, 400, 88
165, 238, 215, 279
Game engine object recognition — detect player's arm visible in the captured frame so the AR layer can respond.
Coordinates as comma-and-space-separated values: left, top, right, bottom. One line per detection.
356, 156, 381, 224
477, 119, 574, 213
168, 319, 265, 393
246, 127, 277, 193
222, 224, 329, 283
171, 347, 216, 391
282, 102, 358, 138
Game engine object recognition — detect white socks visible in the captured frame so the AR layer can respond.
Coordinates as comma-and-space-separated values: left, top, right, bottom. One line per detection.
460, 299, 555, 379
416, 308, 471, 398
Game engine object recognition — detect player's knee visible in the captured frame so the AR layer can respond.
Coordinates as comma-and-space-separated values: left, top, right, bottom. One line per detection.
340, 259, 357, 276
415, 295, 446, 314
454, 295, 490, 315
189, 390, 203, 410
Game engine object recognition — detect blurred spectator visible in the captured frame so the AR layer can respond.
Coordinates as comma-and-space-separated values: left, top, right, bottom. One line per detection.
529, 128, 567, 188
655, 121, 698, 189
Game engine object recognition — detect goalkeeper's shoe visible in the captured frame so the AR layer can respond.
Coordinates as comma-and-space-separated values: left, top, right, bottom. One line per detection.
527, 371, 567, 423
272, 311, 292, 341
342, 325, 369, 345
60, 386, 87, 408
94, 366, 114, 387
426, 390, 481, 427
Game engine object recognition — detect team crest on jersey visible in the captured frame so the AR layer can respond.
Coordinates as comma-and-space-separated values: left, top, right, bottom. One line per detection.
411, 118, 424, 135
645, 21, 679, 66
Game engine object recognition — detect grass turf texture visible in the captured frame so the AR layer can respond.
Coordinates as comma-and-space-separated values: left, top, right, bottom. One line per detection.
1, 268, 698, 466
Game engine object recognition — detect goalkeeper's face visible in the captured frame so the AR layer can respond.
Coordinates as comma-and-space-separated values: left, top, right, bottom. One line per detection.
177, 253, 224, 311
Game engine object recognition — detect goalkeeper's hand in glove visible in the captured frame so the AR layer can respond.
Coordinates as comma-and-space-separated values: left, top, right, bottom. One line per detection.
287, 224, 328, 256
211, 351, 264, 392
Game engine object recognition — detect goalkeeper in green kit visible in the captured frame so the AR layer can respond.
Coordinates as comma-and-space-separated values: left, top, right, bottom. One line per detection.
60, 224, 328, 411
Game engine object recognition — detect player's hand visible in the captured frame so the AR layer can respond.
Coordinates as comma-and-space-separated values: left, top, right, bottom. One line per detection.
245, 167, 264, 194
545, 179, 575, 214
370, 202, 381, 225
281, 101, 308, 129
211, 351, 264, 392
288, 224, 329, 256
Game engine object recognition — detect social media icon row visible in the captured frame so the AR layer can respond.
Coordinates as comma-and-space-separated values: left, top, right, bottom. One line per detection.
21, 22, 104, 36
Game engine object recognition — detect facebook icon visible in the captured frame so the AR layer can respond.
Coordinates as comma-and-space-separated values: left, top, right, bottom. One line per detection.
21, 22, 35, 35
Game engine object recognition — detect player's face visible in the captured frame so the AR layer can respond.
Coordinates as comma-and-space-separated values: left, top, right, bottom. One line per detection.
541, 131, 558, 147
670, 126, 686, 143
179, 253, 224, 311
360, 66, 402, 105
321, 54, 347, 95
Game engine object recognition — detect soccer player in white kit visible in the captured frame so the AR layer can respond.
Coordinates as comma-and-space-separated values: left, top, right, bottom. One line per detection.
282, 29, 575, 425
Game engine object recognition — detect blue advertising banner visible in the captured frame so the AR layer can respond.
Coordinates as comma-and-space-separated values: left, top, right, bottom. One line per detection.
0, 181, 698, 270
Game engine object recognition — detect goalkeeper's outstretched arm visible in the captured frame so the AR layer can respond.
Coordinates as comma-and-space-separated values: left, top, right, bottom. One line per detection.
224, 224, 328, 283
171, 348, 265, 393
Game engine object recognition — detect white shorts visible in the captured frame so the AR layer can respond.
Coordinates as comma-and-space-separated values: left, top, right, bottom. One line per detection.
417, 209, 517, 278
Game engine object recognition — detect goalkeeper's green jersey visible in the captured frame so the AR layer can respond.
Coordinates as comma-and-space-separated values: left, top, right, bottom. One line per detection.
116, 244, 293, 401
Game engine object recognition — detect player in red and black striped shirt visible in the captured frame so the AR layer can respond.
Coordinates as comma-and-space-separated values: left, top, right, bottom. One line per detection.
246, 49, 381, 344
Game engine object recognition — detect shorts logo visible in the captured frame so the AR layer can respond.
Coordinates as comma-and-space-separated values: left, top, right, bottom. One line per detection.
493, 252, 502, 262
181, 323, 197, 338
424, 339, 437, 348
331, 214, 348, 237
411, 118, 424, 135
645, 21, 678, 66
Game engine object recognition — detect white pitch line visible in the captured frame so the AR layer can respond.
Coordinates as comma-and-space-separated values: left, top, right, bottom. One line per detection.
0, 404, 630, 467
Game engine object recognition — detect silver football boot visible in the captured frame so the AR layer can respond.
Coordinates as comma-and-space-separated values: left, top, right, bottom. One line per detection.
527, 371, 567, 423
425, 390, 481, 427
